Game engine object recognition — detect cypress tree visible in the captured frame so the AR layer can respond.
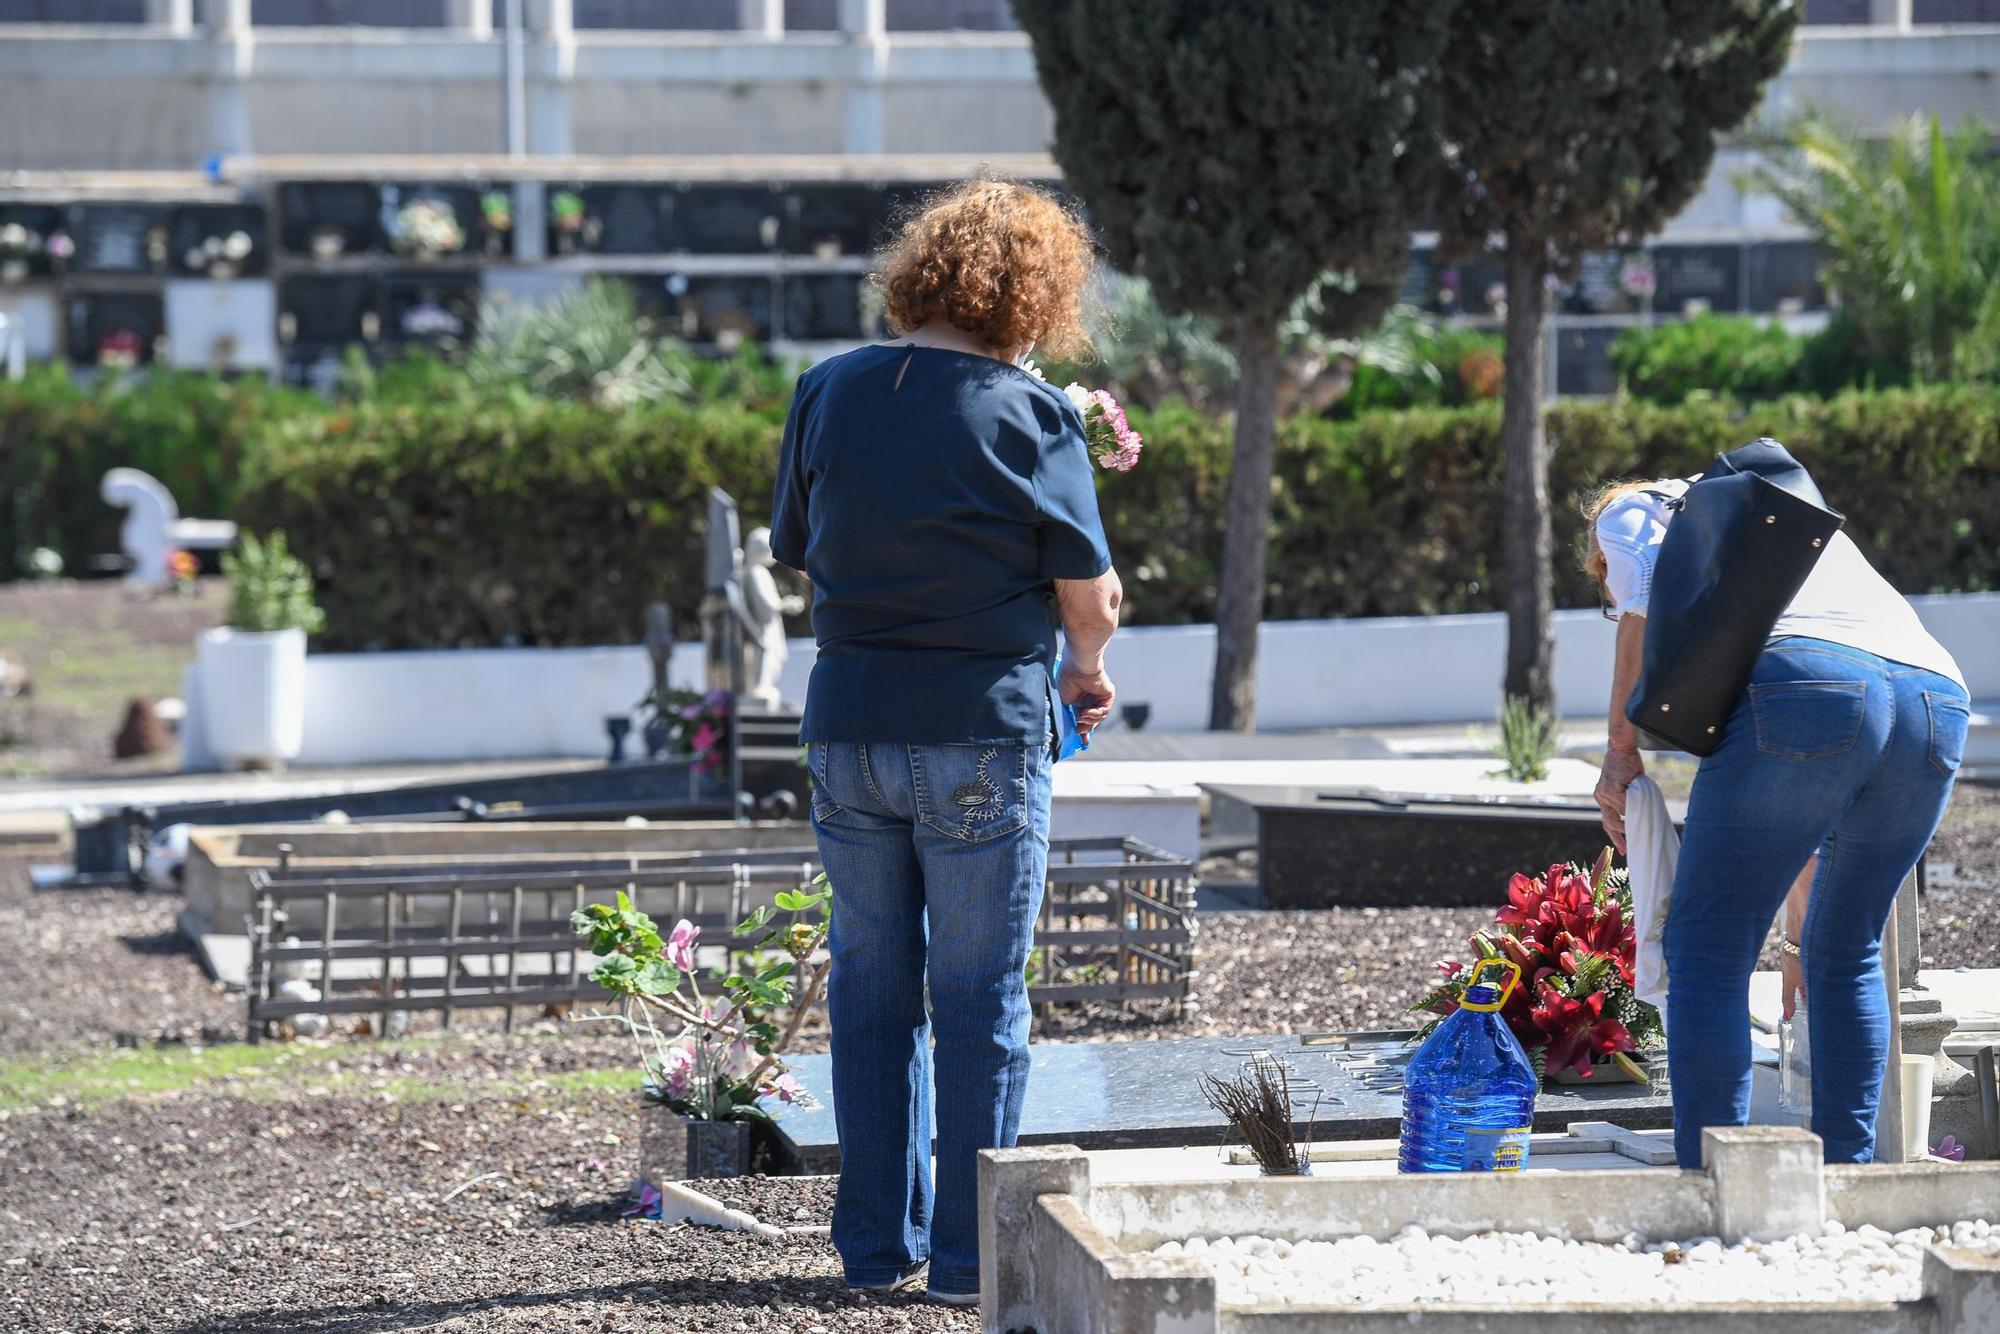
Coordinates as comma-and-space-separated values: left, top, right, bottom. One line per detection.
1014, 0, 1453, 731
1435, 1, 1798, 714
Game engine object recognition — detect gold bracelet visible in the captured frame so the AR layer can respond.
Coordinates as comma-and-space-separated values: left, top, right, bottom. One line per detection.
1778, 937, 1802, 958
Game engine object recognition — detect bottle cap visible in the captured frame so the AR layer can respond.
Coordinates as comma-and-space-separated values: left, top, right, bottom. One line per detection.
1458, 957, 1522, 1012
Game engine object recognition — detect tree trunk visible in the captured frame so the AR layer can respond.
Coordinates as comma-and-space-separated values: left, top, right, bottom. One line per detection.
1208, 317, 1281, 732
1500, 236, 1555, 716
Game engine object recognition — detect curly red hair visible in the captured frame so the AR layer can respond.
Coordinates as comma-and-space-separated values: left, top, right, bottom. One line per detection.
876, 179, 1094, 359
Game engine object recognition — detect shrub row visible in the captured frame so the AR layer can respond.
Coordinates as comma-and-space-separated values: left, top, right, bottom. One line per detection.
7, 366, 1997, 650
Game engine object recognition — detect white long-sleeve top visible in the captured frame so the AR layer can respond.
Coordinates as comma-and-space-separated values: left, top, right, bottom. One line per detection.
1596, 481, 1965, 689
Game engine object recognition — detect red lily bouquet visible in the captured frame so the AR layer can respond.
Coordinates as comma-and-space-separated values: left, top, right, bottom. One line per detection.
1411, 849, 1663, 1083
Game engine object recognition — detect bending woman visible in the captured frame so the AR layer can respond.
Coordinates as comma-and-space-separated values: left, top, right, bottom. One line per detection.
770, 181, 1121, 1304
1585, 478, 1967, 1166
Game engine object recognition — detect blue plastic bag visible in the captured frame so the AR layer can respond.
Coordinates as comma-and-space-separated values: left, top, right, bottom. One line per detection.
1053, 655, 1089, 761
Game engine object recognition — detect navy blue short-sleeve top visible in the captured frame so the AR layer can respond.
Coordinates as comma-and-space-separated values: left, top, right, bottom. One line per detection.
770, 343, 1114, 744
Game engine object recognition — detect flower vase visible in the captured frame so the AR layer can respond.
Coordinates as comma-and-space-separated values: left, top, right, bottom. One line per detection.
638, 1097, 752, 1184
643, 717, 671, 760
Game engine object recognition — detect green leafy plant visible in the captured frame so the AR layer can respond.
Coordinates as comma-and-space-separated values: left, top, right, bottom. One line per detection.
1609, 314, 1809, 405
1492, 693, 1560, 784
571, 875, 830, 1121
221, 530, 324, 635
465, 279, 695, 409
1748, 114, 2000, 385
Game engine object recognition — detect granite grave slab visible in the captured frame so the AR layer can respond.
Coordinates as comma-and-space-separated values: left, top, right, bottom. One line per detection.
765, 1032, 1671, 1174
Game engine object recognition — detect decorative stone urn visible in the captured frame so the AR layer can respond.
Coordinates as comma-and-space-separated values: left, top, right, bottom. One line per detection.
637, 1095, 753, 1185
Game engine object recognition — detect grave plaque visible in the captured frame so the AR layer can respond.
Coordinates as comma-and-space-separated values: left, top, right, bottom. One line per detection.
278, 274, 379, 349
766, 1033, 1672, 1174
67, 203, 163, 274
0, 204, 66, 278
169, 204, 269, 277
665, 184, 786, 255
681, 274, 776, 344
383, 270, 479, 345
66, 289, 164, 366
1564, 251, 1639, 317
1654, 243, 1742, 314
583, 185, 668, 255
277, 182, 386, 257
1554, 324, 1622, 398
1745, 240, 1826, 314
786, 185, 879, 258
784, 273, 868, 341
1398, 249, 1437, 313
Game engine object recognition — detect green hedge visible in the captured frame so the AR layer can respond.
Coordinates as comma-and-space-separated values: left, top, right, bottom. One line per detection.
0, 367, 322, 578
233, 394, 781, 650
1098, 385, 2000, 626
9, 364, 1998, 649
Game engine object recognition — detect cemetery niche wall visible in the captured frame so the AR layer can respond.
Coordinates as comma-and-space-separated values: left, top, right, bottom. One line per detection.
2, 161, 1829, 390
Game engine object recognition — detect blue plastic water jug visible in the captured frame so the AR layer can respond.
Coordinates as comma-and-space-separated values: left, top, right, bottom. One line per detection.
1398, 958, 1538, 1173
1052, 655, 1089, 760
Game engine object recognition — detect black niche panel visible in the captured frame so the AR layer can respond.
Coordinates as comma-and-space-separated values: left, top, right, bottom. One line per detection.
785, 273, 870, 341
1745, 241, 1827, 314
1553, 324, 1622, 399
66, 203, 168, 275
170, 204, 269, 278
279, 273, 380, 351
1653, 244, 1743, 314
67, 289, 165, 367
278, 182, 388, 258
662, 184, 788, 255
381, 270, 480, 347
786, 186, 882, 259
629, 272, 775, 345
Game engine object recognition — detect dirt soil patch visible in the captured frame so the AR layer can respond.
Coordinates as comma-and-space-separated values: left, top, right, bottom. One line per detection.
0, 579, 223, 780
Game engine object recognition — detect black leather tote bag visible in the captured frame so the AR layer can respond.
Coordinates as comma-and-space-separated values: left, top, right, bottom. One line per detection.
1625, 438, 1844, 756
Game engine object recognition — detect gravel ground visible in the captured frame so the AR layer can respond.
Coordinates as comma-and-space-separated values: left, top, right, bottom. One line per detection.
3, 782, 1995, 1332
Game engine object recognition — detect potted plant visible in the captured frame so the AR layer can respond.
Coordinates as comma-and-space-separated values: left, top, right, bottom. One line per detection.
572, 876, 829, 1183
480, 190, 512, 258
1411, 850, 1663, 1085
549, 190, 590, 255
0, 223, 40, 284
390, 198, 465, 260
636, 686, 731, 775
195, 531, 324, 771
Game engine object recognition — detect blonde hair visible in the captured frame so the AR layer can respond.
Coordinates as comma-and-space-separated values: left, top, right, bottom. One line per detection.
1578, 479, 1660, 604
875, 179, 1095, 359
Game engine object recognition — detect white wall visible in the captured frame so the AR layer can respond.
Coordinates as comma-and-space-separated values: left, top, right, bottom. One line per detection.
179, 592, 2000, 769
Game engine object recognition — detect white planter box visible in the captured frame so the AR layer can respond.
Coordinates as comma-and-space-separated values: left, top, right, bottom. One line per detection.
195, 627, 307, 769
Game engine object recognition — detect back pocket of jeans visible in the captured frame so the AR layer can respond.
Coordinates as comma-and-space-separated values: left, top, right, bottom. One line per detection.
911, 744, 1029, 845
807, 743, 843, 823
1926, 691, 1970, 776
1750, 680, 1866, 761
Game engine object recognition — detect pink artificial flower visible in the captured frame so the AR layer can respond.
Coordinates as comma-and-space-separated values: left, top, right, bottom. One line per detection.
666, 919, 699, 973
690, 721, 719, 756
763, 1072, 806, 1105
704, 689, 733, 716
720, 1039, 757, 1081
656, 1040, 694, 1100
1081, 388, 1144, 473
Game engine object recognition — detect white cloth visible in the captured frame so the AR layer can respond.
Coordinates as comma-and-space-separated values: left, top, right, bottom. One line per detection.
1624, 774, 1677, 1014
1595, 484, 1965, 690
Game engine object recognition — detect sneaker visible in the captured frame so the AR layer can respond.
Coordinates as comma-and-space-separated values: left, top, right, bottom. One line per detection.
850, 1261, 928, 1294
927, 1288, 979, 1307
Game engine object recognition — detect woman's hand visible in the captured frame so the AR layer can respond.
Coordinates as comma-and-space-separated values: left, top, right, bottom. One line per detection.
1059, 659, 1116, 739
1594, 744, 1645, 855
1781, 948, 1806, 1021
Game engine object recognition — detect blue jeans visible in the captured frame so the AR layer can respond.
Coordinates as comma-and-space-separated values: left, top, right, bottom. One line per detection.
807, 738, 1053, 1296
1665, 638, 1968, 1167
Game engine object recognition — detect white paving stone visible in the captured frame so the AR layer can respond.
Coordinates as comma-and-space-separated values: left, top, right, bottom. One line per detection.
1149, 1218, 1999, 1307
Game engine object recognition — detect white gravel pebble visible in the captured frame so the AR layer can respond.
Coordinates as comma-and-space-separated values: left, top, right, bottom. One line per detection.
1151, 1218, 1998, 1307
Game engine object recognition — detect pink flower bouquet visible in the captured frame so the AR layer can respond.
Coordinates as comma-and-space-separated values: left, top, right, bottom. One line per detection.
1062, 382, 1144, 473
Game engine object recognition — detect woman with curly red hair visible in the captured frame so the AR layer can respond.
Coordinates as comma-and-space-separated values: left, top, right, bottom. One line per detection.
770, 179, 1123, 1305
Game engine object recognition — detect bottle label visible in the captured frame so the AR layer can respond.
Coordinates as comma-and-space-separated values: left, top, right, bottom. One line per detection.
1460, 1126, 1531, 1172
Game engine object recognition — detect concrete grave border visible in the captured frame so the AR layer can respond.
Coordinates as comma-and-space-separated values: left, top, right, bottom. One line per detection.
980, 1128, 2000, 1334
